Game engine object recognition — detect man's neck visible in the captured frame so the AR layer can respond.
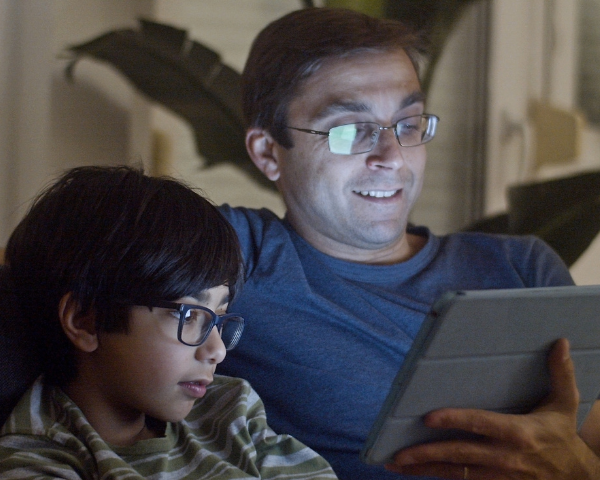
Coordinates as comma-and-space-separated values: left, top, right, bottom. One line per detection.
291, 224, 427, 265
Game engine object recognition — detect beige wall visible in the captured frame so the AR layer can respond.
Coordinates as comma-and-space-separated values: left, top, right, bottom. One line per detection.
149, 0, 490, 233
148, 0, 293, 216
1, 0, 599, 283
0, 0, 488, 242
0, 0, 54, 246
0, 0, 152, 246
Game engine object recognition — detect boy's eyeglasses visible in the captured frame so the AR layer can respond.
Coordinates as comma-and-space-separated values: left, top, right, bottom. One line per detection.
286, 114, 439, 155
128, 301, 244, 350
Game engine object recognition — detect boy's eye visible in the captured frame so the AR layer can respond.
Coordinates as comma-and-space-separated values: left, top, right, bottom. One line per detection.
181, 309, 196, 324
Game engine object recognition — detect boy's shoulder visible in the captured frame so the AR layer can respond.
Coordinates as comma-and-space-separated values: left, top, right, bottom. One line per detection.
2, 377, 52, 436
0, 377, 100, 477
210, 374, 251, 390
186, 375, 260, 422
2, 375, 258, 436
1, 376, 86, 440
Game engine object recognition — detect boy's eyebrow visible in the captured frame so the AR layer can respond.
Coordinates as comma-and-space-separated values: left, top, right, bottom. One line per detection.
197, 291, 209, 302
218, 295, 231, 308
313, 90, 427, 121
196, 290, 230, 308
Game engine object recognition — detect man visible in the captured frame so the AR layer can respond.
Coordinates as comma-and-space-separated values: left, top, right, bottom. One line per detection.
218, 7, 600, 480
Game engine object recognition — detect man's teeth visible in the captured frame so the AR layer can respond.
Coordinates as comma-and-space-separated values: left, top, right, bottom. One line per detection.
356, 190, 397, 198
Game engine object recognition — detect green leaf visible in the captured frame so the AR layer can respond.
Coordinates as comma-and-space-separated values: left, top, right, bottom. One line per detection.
463, 172, 600, 266
65, 18, 275, 191
384, 0, 482, 93
64, 9, 598, 268
324, 0, 386, 18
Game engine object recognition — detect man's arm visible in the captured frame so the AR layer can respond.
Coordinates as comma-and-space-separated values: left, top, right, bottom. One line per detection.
387, 339, 600, 479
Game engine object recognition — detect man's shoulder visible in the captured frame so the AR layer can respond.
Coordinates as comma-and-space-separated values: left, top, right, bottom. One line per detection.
440, 230, 547, 251
218, 205, 282, 226
435, 230, 560, 268
218, 205, 287, 239
217, 206, 293, 268
405, 226, 547, 265
431, 230, 572, 287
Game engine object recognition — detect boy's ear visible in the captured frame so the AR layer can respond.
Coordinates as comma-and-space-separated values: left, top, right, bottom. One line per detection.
58, 293, 98, 353
245, 127, 281, 182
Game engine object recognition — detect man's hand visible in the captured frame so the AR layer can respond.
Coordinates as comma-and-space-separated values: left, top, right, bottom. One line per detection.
386, 339, 600, 479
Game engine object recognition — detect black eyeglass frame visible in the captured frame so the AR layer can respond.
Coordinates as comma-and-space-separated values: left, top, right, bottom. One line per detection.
286, 113, 440, 155
126, 300, 245, 350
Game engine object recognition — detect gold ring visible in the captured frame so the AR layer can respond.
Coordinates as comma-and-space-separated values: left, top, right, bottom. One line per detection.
463, 466, 469, 480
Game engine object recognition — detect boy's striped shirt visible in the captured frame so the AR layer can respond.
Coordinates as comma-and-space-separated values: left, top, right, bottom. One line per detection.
0, 375, 337, 479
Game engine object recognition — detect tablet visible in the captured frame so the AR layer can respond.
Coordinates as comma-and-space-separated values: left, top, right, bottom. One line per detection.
361, 285, 600, 465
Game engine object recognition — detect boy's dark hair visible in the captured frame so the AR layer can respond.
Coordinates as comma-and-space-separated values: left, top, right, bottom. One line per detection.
5, 165, 243, 387
242, 7, 425, 149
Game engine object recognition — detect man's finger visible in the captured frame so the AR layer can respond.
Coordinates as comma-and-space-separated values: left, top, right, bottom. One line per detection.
424, 407, 519, 441
536, 338, 579, 417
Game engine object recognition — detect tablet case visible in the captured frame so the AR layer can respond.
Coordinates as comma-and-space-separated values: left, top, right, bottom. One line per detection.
361, 285, 600, 465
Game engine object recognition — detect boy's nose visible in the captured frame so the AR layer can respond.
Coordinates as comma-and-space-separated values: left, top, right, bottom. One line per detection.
196, 327, 226, 364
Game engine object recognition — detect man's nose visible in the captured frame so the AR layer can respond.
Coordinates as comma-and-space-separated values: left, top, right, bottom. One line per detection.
366, 127, 405, 170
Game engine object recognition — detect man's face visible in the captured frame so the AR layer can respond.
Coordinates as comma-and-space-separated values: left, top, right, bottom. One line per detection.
272, 49, 427, 263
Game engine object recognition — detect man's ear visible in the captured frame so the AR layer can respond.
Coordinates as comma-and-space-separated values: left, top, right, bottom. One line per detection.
245, 127, 281, 182
58, 293, 98, 353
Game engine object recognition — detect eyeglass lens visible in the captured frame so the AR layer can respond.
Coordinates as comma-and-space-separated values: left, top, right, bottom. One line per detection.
328, 115, 437, 155
180, 307, 244, 350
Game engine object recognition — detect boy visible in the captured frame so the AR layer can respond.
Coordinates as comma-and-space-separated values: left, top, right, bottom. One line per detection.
0, 165, 336, 479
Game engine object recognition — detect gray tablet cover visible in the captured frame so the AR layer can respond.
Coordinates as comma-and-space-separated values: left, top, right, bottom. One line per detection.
361, 285, 600, 465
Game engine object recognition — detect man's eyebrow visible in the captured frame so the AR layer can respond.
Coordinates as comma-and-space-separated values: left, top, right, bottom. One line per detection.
313, 101, 370, 121
313, 90, 427, 121
400, 91, 427, 109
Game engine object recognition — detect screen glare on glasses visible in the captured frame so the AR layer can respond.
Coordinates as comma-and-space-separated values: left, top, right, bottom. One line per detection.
287, 114, 439, 155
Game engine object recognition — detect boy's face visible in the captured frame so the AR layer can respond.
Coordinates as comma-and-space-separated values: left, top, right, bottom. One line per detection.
78, 285, 229, 429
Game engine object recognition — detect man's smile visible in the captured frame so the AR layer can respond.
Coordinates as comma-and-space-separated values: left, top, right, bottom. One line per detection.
353, 189, 400, 198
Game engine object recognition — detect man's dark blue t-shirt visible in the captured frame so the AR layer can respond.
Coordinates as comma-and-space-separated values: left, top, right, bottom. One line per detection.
218, 206, 574, 480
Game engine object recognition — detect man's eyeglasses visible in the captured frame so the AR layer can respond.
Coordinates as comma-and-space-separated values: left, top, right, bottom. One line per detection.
286, 114, 439, 155
131, 301, 244, 350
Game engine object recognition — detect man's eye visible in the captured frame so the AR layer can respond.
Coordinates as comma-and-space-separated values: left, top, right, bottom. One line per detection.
398, 116, 422, 132
399, 122, 418, 132
353, 124, 373, 139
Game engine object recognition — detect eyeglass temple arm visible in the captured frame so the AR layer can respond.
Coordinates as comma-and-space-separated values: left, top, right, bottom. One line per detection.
286, 126, 329, 136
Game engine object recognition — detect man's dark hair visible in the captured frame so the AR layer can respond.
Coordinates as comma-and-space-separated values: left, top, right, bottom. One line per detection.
5, 165, 243, 386
242, 7, 425, 148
